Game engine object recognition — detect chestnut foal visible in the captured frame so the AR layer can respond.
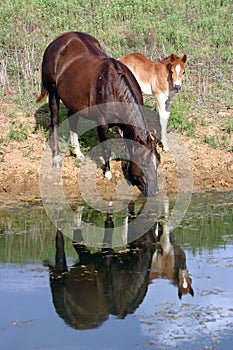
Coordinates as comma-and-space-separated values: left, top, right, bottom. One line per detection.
118, 53, 187, 151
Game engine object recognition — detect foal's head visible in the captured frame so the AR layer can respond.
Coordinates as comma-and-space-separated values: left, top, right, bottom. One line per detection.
167, 54, 187, 93
178, 268, 194, 299
126, 135, 160, 196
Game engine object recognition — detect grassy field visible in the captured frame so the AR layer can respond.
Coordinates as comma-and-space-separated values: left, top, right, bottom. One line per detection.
0, 0, 232, 151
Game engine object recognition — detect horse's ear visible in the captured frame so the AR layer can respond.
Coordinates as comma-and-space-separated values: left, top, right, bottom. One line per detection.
148, 132, 155, 142
182, 54, 187, 63
170, 54, 176, 62
178, 289, 182, 299
136, 135, 146, 146
147, 133, 159, 146
189, 287, 194, 297
167, 62, 172, 71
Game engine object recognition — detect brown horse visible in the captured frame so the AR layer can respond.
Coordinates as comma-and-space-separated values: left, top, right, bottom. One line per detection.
45, 204, 158, 329
118, 53, 187, 151
37, 32, 160, 196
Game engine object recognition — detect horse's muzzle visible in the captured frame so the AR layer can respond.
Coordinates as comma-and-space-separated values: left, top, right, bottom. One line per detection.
142, 183, 159, 197
145, 189, 159, 197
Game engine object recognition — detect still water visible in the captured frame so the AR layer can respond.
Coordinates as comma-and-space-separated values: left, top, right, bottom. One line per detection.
0, 191, 233, 350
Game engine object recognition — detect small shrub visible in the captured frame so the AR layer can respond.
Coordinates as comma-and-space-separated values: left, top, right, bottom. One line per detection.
204, 135, 217, 149
8, 121, 29, 142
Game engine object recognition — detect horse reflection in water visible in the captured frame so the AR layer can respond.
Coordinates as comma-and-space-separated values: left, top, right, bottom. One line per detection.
45, 196, 194, 330
46, 203, 157, 329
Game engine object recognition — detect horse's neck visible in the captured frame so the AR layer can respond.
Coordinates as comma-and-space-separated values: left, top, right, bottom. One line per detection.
152, 63, 172, 95
173, 242, 187, 272
114, 62, 149, 142
120, 105, 149, 142
150, 225, 174, 278
159, 224, 173, 254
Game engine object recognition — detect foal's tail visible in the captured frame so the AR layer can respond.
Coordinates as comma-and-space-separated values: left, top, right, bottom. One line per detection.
36, 83, 48, 103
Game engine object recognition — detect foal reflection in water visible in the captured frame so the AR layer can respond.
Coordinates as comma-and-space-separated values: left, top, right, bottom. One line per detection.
150, 198, 194, 299
45, 197, 194, 330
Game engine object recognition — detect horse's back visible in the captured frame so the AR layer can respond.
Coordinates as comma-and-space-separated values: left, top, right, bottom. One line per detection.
44, 31, 103, 59
55, 56, 107, 112
118, 53, 154, 69
56, 56, 143, 114
41, 32, 104, 87
118, 53, 157, 95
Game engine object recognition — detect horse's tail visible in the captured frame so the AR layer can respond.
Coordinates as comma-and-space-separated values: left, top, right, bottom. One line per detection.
36, 82, 48, 103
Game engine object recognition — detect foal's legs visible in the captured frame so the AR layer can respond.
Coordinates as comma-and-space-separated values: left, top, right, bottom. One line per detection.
156, 93, 174, 152
67, 110, 85, 162
49, 84, 61, 167
97, 124, 112, 180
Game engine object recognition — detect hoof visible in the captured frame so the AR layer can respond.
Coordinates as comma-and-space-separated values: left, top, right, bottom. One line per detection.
105, 170, 112, 180
53, 155, 62, 168
162, 145, 169, 152
76, 154, 86, 163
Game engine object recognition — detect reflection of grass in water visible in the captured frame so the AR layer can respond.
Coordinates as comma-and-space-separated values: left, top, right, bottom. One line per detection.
1, 192, 233, 262
0, 208, 76, 264
174, 192, 233, 253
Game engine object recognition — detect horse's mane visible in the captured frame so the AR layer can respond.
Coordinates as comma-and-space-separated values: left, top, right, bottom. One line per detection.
110, 58, 149, 141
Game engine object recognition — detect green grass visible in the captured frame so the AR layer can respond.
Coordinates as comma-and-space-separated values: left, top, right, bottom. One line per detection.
0, 0, 232, 148
7, 120, 30, 141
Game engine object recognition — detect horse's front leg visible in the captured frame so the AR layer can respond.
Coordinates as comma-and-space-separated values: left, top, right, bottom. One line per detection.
97, 125, 112, 180
102, 209, 114, 251
73, 205, 84, 243
67, 110, 85, 162
49, 84, 61, 167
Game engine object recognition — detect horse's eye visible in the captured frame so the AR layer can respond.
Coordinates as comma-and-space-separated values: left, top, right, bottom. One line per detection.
183, 71, 185, 74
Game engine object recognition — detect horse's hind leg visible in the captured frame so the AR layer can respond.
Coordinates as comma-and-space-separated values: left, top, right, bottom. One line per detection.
49, 84, 61, 167
67, 110, 85, 162
97, 125, 112, 180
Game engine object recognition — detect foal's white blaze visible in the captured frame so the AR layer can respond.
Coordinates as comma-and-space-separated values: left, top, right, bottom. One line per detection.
183, 277, 188, 289
174, 64, 182, 86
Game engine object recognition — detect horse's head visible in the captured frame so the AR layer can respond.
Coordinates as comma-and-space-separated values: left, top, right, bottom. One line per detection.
178, 268, 194, 299
167, 54, 187, 93
126, 135, 160, 196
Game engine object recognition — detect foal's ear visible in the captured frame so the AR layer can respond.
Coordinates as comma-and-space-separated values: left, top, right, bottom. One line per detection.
182, 54, 187, 63
170, 54, 177, 62
189, 287, 194, 297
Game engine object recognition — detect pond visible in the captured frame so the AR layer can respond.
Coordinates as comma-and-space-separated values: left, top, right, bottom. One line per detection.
0, 191, 233, 350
